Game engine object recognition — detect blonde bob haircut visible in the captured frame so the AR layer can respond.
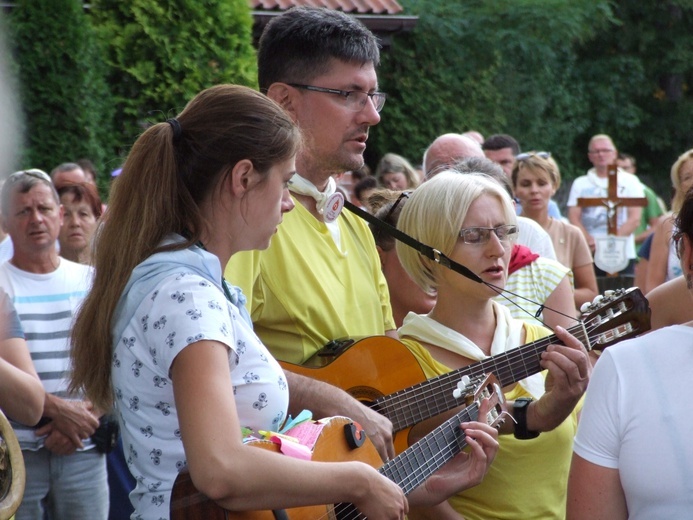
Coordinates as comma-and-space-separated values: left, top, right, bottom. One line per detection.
396, 171, 516, 294
511, 153, 561, 191
670, 148, 693, 213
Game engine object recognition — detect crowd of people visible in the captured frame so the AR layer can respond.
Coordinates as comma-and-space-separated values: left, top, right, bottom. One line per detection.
1, 5, 692, 520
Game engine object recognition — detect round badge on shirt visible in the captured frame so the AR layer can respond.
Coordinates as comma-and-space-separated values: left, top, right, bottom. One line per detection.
323, 192, 344, 223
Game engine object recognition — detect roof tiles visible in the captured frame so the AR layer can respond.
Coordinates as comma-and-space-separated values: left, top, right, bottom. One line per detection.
249, 0, 404, 15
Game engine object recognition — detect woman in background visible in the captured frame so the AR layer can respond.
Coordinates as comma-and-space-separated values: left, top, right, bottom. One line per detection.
368, 189, 436, 327
58, 183, 102, 264
376, 152, 421, 190
646, 149, 693, 292
511, 152, 597, 310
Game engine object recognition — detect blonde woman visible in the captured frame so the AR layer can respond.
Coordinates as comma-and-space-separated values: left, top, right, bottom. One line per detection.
376, 152, 421, 190
396, 172, 590, 519
646, 148, 693, 292
511, 152, 598, 309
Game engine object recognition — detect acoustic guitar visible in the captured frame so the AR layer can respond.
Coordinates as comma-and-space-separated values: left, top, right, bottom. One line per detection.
281, 287, 650, 452
170, 373, 505, 520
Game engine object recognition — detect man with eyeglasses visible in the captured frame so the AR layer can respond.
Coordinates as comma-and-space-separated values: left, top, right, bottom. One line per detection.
225, 6, 397, 463
0, 169, 108, 519
567, 134, 645, 276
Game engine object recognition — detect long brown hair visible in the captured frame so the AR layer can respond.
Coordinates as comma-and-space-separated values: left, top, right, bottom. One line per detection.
70, 85, 300, 410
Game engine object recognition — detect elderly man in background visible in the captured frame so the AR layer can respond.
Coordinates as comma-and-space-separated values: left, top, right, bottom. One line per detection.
0, 169, 107, 520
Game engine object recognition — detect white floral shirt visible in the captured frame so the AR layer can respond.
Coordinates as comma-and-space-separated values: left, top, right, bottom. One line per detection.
113, 271, 289, 520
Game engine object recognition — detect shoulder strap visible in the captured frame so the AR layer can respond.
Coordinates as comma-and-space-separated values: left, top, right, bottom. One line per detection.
343, 200, 482, 284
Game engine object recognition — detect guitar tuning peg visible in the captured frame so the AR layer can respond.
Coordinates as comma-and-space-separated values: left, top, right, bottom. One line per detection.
452, 375, 472, 400
604, 290, 615, 298
580, 301, 591, 313
592, 294, 604, 305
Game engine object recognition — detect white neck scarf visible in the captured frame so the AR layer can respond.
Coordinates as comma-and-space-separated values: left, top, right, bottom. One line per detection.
398, 301, 545, 398
288, 173, 344, 248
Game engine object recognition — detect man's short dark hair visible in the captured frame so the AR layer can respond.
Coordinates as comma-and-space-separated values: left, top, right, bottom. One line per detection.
482, 134, 521, 156
618, 152, 636, 167
354, 175, 377, 202
257, 7, 381, 91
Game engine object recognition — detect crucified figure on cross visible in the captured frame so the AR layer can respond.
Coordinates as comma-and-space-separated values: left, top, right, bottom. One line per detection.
567, 135, 648, 275
577, 164, 648, 236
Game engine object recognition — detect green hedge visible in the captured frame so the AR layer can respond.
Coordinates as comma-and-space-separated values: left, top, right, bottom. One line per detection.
9, 0, 114, 188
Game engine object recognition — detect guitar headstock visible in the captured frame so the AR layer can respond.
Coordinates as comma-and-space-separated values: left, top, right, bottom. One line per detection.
580, 287, 651, 351
452, 373, 506, 429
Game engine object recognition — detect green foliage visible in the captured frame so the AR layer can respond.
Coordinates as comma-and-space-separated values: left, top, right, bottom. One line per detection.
90, 0, 257, 153
577, 0, 693, 197
8, 0, 115, 183
6, 0, 693, 207
371, 0, 693, 205
372, 0, 615, 178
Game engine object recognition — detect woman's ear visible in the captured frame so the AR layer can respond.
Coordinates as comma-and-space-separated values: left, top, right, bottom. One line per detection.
228, 159, 256, 197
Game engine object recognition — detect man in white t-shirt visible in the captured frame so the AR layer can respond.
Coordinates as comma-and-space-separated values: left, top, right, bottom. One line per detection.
567, 134, 644, 275
0, 169, 107, 520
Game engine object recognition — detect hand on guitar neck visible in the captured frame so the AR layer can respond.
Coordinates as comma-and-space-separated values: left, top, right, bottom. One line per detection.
524, 324, 591, 433
281, 287, 650, 452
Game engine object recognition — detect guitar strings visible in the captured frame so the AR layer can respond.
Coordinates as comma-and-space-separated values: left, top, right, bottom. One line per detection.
376, 307, 633, 429
311, 403, 483, 520
379, 318, 594, 423
299, 296, 637, 519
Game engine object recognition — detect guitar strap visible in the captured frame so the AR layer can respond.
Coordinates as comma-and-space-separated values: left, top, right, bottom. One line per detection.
343, 199, 483, 284
343, 199, 574, 325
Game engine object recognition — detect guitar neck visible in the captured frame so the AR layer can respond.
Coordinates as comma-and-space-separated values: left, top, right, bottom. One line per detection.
332, 402, 481, 520
375, 322, 588, 432
382, 402, 479, 494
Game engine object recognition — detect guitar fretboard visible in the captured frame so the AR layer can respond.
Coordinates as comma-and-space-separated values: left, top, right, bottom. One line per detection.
332, 402, 480, 519
374, 322, 588, 432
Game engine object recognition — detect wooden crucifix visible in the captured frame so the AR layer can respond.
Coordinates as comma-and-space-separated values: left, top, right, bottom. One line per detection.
577, 164, 648, 235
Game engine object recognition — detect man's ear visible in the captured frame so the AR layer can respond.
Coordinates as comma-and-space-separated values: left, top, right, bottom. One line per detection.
228, 159, 256, 197
266, 83, 297, 118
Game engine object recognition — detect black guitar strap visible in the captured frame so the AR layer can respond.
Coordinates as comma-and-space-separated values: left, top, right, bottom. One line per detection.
343, 199, 483, 284
343, 199, 575, 325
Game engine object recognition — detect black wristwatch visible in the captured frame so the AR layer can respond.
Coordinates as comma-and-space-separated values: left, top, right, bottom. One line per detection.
513, 397, 540, 440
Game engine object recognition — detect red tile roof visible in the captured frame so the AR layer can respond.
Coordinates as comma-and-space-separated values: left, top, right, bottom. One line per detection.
249, 0, 404, 15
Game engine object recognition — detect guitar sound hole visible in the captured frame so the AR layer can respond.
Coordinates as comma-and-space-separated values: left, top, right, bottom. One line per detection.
347, 385, 384, 404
